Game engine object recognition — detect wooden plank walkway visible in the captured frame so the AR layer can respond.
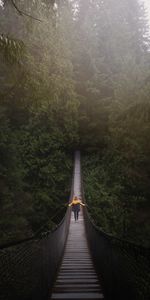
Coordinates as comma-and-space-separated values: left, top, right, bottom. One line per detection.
50, 152, 104, 300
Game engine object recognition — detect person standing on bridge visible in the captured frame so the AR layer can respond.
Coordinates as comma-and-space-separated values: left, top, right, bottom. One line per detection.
69, 196, 85, 221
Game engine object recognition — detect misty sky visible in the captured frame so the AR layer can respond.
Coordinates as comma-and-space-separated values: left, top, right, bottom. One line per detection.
142, 0, 150, 23
0, 0, 150, 24
144, 0, 150, 13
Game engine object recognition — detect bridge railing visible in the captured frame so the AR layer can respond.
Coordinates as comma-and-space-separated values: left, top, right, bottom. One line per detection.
0, 187, 73, 300
82, 184, 150, 300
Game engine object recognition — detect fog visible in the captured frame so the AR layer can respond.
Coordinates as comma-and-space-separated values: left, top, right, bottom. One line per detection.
142, 0, 150, 25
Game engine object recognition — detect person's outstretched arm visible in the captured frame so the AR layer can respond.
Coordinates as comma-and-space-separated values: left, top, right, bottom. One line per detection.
80, 201, 85, 206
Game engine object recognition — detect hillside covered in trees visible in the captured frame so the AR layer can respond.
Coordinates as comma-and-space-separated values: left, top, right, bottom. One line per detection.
0, 0, 150, 247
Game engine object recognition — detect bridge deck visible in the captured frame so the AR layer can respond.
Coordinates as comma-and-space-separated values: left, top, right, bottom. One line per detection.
50, 152, 104, 300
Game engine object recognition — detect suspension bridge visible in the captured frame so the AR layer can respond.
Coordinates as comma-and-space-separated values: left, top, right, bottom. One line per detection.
0, 151, 150, 300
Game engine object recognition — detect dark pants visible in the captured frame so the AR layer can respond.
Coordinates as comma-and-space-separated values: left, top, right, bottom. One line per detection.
73, 210, 79, 221
72, 204, 80, 221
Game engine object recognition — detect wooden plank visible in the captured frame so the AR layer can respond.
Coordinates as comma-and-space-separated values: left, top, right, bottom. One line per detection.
54, 284, 101, 288
56, 279, 99, 283
58, 270, 96, 276
51, 292, 104, 299
57, 276, 98, 279
54, 288, 101, 292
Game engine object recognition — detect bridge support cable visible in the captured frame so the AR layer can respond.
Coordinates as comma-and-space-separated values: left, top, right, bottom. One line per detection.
50, 151, 104, 299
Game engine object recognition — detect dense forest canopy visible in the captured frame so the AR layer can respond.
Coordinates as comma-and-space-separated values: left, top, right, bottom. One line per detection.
0, 0, 150, 247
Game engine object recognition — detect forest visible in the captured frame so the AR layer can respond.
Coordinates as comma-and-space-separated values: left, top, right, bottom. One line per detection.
0, 0, 150, 247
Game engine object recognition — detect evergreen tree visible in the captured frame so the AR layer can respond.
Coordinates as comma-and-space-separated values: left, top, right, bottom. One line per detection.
0, 0, 150, 246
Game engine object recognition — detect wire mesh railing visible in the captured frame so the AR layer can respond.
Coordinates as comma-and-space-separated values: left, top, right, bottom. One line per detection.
0, 150, 80, 300
0, 180, 74, 300
82, 189, 150, 300
0, 206, 73, 300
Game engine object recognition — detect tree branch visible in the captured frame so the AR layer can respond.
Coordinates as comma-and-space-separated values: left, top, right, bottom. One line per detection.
11, 0, 43, 22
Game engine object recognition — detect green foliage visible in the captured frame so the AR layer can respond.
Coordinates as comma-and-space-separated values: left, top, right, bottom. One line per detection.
0, 34, 25, 64
0, 0, 150, 248
0, 0, 78, 244
74, 0, 150, 247
82, 150, 150, 247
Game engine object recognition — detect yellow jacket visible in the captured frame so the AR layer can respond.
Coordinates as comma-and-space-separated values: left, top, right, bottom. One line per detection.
68, 198, 85, 207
